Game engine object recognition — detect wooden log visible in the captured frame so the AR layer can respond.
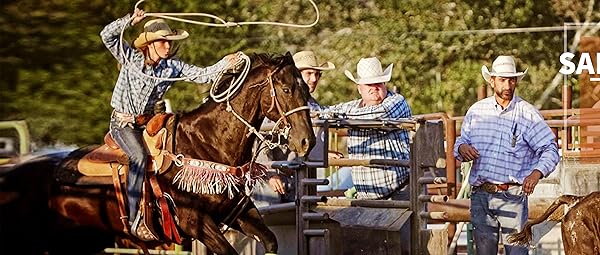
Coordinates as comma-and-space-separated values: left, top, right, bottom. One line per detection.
427, 198, 567, 222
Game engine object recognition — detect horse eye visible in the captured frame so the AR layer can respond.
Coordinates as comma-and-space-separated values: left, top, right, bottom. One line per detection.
283, 88, 291, 93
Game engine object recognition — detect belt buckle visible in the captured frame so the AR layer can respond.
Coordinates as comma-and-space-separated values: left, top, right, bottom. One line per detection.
481, 183, 498, 193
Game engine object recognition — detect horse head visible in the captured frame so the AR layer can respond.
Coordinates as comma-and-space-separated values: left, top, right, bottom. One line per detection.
180, 52, 316, 165
253, 52, 316, 158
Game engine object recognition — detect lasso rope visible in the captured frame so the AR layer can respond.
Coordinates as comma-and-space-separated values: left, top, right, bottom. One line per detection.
133, 0, 319, 28
117, 0, 319, 101
119, 0, 319, 81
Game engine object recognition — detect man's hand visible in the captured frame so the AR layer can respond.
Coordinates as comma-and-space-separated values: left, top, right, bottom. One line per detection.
328, 151, 343, 159
458, 144, 479, 161
269, 175, 286, 194
131, 8, 145, 26
522, 170, 543, 195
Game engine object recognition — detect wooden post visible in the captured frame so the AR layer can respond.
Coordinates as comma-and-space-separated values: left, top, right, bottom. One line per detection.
410, 124, 422, 255
477, 85, 487, 100
411, 120, 446, 254
296, 164, 307, 255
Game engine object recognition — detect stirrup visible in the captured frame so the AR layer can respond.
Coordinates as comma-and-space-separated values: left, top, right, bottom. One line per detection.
130, 212, 158, 242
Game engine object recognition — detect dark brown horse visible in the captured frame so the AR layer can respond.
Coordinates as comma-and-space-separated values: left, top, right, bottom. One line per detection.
0, 52, 315, 255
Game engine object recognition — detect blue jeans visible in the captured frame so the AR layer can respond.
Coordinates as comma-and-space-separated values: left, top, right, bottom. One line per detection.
109, 119, 147, 222
470, 186, 528, 255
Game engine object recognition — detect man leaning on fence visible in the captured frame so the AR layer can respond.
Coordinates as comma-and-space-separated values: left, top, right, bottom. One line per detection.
324, 56, 412, 200
453, 55, 560, 255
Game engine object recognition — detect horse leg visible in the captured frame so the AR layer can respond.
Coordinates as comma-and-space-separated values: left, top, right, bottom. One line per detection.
184, 213, 239, 255
232, 204, 277, 253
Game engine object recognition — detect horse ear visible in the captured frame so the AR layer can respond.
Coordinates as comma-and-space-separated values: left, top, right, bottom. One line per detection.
283, 51, 294, 65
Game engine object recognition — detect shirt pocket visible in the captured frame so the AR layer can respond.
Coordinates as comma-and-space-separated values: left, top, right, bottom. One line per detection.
506, 131, 527, 158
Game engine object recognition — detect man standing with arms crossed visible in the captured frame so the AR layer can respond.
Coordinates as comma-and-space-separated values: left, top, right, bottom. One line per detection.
454, 55, 560, 254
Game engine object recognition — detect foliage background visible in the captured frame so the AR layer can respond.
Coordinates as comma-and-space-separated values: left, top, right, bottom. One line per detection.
0, 0, 598, 147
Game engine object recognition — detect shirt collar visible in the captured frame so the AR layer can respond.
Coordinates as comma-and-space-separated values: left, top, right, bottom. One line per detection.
493, 96, 518, 112
145, 58, 168, 69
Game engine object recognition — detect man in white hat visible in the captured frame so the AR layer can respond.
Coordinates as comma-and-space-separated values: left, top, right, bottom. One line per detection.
324, 56, 412, 200
292, 50, 335, 111
100, 8, 240, 240
454, 56, 559, 255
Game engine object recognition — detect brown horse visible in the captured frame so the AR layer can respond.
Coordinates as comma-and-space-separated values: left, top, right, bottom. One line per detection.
507, 192, 600, 254
0, 52, 315, 255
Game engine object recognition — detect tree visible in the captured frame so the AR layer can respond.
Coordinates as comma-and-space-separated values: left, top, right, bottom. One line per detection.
1, 0, 596, 146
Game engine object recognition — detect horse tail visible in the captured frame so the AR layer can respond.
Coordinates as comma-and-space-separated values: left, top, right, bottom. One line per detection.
507, 194, 581, 246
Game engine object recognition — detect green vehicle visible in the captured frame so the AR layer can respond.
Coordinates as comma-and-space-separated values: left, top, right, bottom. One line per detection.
0, 120, 30, 165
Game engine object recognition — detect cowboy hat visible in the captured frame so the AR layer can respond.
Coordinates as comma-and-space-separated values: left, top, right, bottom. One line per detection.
344, 57, 393, 85
293, 51, 335, 71
481, 55, 528, 83
133, 19, 189, 49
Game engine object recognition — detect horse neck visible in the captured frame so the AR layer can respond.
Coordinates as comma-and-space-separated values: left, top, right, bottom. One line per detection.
174, 87, 265, 166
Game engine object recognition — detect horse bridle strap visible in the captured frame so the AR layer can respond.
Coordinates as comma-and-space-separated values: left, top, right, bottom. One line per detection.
222, 69, 310, 149
263, 74, 310, 148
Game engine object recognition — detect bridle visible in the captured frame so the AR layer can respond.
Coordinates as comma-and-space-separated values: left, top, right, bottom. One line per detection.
263, 73, 310, 149
217, 60, 310, 150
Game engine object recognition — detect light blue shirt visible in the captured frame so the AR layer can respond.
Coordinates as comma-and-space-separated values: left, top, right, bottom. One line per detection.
454, 96, 560, 186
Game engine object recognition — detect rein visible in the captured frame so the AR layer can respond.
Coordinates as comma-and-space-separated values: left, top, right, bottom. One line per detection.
222, 67, 310, 150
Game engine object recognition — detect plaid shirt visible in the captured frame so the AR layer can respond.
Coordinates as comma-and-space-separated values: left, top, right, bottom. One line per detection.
454, 96, 559, 186
325, 92, 412, 199
308, 96, 324, 112
100, 14, 228, 115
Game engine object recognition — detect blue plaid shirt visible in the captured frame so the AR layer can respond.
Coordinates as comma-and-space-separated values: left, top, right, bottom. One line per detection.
325, 92, 412, 199
308, 96, 324, 112
100, 14, 228, 115
454, 96, 559, 186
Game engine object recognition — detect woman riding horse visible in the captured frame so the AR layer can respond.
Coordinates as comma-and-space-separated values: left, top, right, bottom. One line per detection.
100, 8, 240, 239
1, 48, 314, 255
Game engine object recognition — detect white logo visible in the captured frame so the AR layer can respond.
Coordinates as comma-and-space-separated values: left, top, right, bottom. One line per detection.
559, 52, 600, 81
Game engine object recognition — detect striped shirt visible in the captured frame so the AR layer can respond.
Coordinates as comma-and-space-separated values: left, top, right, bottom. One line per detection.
454, 96, 560, 186
325, 92, 412, 199
100, 14, 228, 115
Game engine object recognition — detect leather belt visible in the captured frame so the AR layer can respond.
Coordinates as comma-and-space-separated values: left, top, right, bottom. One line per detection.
476, 182, 521, 193
112, 110, 152, 127
112, 110, 136, 127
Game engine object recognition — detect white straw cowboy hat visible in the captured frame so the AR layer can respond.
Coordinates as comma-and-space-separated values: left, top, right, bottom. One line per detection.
481, 55, 528, 83
293, 51, 335, 71
133, 19, 189, 49
344, 57, 393, 85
